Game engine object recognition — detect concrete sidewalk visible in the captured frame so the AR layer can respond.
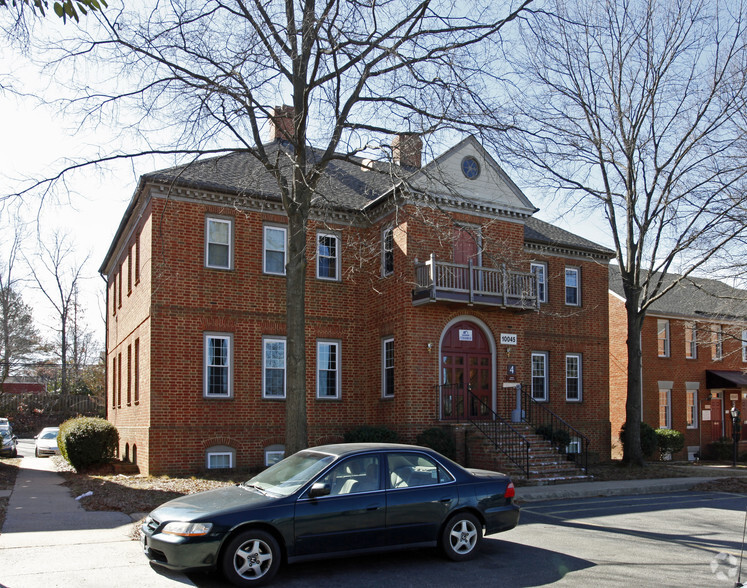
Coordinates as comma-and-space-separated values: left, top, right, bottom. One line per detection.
0, 458, 740, 587
515, 474, 723, 502
0, 457, 193, 588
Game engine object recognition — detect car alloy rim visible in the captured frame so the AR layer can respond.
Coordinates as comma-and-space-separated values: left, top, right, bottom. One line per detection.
234, 538, 273, 579
449, 519, 477, 553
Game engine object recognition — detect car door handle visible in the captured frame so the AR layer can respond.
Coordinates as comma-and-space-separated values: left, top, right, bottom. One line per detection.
366, 505, 381, 511
440, 497, 453, 503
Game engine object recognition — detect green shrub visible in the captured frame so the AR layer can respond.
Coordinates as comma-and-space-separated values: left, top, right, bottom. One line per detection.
619, 422, 658, 458
655, 428, 685, 459
535, 425, 572, 449
58, 417, 119, 471
343, 425, 399, 443
416, 427, 456, 459
704, 437, 733, 461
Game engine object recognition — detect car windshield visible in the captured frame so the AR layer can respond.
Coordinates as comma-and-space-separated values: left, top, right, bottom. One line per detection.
40, 431, 58, 440
0, 429, 10, 440
243, 450, 335, 497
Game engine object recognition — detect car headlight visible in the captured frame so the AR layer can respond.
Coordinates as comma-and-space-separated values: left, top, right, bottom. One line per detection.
161, 522, 213, 537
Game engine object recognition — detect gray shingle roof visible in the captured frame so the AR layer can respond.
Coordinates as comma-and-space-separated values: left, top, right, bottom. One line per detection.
524, 217, 615, 257
609, 264, 747, 320
142, 142, 403, 211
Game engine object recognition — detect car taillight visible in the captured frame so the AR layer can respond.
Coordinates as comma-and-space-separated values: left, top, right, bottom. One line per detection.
504, 481, 515, 499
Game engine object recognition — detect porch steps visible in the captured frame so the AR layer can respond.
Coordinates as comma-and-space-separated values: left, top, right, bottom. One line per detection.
466, 424, 590, 486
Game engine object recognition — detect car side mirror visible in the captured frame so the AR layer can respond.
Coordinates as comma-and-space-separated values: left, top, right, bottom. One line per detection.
308, 482, 331, 499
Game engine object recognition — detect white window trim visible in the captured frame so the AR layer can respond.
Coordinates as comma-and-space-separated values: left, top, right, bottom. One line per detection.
531, 351, 548, 402
531, 262, 547, 304
262, 336, 287, 399
565, 353, 582, 402
565, 267, 580, 306
316, 231, 341, 281
263, 224, 287, 276
657, 320, 670, 358
207, 451, 233, 469
317, 339, 341, 399
713, 325, 724, 361
203, 333, 233, 398
382, 337, 394, 398
382, 226, 394, 277
205, 216, 233, 270
686, 323, 698, 359
742, 329, 747, 362
264, 449, 285, 467
659, 389, 672, 429
686, 389, 699, 429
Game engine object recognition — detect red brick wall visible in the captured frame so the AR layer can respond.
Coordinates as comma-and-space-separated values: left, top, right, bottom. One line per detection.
106, 193, 613, 475
608, 290, 747, 460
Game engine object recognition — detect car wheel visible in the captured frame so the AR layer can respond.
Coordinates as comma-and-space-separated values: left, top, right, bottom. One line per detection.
441, 512, 482, 561
221, 529, 281, 587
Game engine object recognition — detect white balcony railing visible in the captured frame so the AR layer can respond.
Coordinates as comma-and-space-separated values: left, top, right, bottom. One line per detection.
413, 254, 539, 310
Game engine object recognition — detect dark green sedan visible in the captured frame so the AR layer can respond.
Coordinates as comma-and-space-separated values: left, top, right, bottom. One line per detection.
140, 443, 520, 586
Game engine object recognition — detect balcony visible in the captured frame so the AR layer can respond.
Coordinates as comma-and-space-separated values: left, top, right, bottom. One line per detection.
413, 254, 539, 310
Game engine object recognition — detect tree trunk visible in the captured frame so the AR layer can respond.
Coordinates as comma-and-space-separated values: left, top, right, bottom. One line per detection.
284, 205, 309, 455
622, 291, 645, 465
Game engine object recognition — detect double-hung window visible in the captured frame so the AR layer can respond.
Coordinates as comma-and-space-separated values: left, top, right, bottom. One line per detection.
264, 225, 287, 275
317, 232, 340, 280
531, 352, 548, 401
204, 333, 232, 398
686, 389, 698, 429
685, 323, 697, 359
382, 337, 394, 398
659, 389, 671, 429
565, 267, 580, 306
566, 354, 582, 401
206, 217, 232, 269
531, 262, 547, 303
263, 337, 286, 399
382, 227, 394, 276
657, 320, 670, 357
317, 340, 341, 399
742, 329, 747, 362
713, 324, 724, 361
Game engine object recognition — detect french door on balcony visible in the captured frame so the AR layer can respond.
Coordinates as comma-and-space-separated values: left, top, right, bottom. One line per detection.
440, 321, 492, 420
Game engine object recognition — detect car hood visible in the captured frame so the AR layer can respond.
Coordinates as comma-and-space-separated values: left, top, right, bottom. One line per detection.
150, 485, 280, 522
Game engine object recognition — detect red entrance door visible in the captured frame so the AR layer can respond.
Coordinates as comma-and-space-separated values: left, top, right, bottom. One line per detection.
453, 227, 479, 265
441, 322, 491, 420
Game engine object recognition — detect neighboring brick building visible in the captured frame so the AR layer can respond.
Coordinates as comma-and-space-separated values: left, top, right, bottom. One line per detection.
100, 121, 614, 476
609, 265, 747, 459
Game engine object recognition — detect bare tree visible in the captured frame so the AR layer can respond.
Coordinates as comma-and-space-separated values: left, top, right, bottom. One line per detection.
19, 0, 533, 454
489, 0, 747, 465
26, 231, 90, 395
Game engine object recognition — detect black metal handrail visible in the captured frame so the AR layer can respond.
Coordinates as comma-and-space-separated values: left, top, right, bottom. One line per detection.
520, 387, 589, 473
468, 391, 531, 477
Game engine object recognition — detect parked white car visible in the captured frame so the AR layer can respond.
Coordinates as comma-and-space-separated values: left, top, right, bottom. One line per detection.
34, 427, 61, 457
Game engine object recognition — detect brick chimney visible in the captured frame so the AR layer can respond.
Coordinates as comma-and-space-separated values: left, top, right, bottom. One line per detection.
392, 133, 422, 169
270, 105, 296, 141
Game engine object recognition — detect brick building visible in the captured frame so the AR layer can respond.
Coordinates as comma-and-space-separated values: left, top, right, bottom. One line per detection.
609, 265, 747, 459
100, 121, 614, 476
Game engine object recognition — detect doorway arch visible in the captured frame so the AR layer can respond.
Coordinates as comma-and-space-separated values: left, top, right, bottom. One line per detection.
439, 318, 496, 420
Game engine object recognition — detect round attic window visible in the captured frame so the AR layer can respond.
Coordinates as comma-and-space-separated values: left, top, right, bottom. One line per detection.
461, 156, 480, 180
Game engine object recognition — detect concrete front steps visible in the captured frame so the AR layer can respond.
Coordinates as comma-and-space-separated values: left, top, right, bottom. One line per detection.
466, 423, 590, 486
